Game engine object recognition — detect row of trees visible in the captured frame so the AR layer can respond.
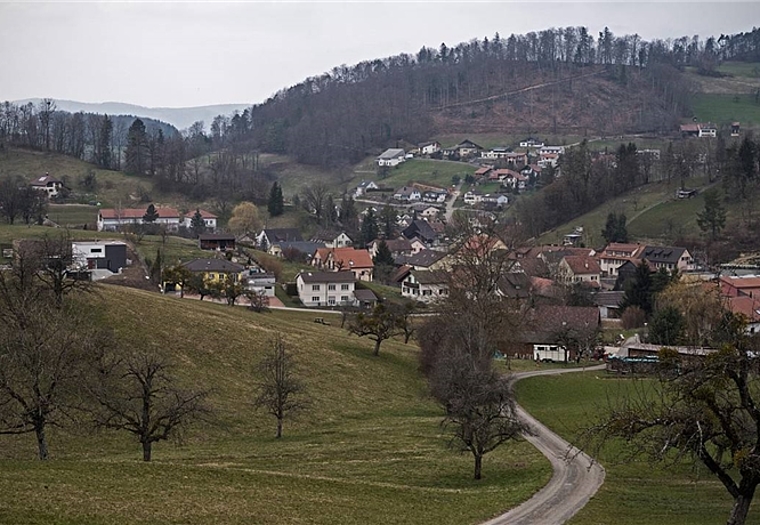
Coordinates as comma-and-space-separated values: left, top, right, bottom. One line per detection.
0, 176, 48, 225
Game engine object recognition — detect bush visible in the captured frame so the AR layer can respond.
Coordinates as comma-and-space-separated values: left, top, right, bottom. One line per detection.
621, 306, 646, 329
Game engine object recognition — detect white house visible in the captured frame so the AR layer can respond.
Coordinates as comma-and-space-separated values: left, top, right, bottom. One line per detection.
401, 270, 448, 304
30, 174, 63, 198
394, 186, 422, 201
71, 240, 128, 275
419, 141, 441, 155
311, 231, 353, 248
539, 145, 566, 155
353, 180, 379, 198
463, 191, 483, 205
295, 271, 357, 307
501, 172, 528, 191
377, 148, 406, 167
519, 138, 544, 148
480, 194, 509, 207
244, 269, 276, 297
97, 207, 183, 232
181, 209, 218, 231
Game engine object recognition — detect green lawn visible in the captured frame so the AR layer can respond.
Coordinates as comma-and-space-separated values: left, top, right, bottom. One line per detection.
46, 204, 99, 226
690, 93, 760, 126
516, 373, 757, 525
375, 159, 470, 190
717, 61, 760, 78
627, 193, 707, 241
0, 287, 551, 525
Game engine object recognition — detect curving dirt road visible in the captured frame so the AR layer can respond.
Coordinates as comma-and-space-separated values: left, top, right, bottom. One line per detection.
482, 365, 606, 525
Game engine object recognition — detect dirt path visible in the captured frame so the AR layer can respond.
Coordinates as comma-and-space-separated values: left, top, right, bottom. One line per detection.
482, 365, 606, 525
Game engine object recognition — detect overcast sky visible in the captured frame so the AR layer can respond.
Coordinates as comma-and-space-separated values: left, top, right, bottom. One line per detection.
1, 1, 758, 108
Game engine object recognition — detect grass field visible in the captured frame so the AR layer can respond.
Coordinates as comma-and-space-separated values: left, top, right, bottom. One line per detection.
0, 286, 550, 525
717, 61, 760, 78
690, 93, 760, 126
516, 373, 757, 524
46, 204, 99, 226
373, 159, 471, 190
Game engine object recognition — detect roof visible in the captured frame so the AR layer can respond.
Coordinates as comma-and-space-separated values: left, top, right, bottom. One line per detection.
30, 174, 62, 186
455, 139, 483, 150
402, 220, 437, 243
512, 258, 549, 278
377, 148, 405, 160
521, 305, 600, 343
392, 265, 413, 283
297, 271, 356, 284
311, 230, 349, 242
193, 209, 217, 219
99, 207, 181, 220
562, 255, 601, 275
182, 258, 245, 273
728, 296, 760, 322
496, 272, 532, 299
377, 238, 412, 252
262, 228, 303, 243
409, 269, 448, 285
593, 291, 625, 308
396, 249, 447, 268
720, 275, 760, 290
602, 243, 643, 255
641, 245, 687, 264
474, 166, 492, 176
394, 186, 420, 196
354, 289, 378, 302
332, 247, 374, 269
275, 241, 325, 256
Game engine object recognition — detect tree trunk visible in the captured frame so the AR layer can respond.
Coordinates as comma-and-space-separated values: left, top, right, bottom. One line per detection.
373, 339, 381, 356
276, 418, 283, 439
727, 487, 756, 525
142, 440, 152, 462
474, 454, 483, 480
35, 424, 49, 461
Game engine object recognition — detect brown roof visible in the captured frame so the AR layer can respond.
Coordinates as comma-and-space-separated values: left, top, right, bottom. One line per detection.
562, 255, 601, 275
728, 296, 760, 322
332, 247, 374, 269
523, 305, 601, 342
297, 271, 356, 284
720, 276, 760, 290
99, 207, 181, 219
409, 269, 448, 285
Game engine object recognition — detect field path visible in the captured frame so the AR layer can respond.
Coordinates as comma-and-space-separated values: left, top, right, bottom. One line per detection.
483, 365, 606, 525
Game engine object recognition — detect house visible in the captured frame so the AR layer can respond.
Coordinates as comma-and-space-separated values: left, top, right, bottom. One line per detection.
71, 241, 127, 275
680, 122, 718, 138
393, 186, 422, 201
395, 249, 449, 271
538, 152, 560, 169
354, 288, 379, 308
312, 247, 374, 281
401, 270, 448, 303
353, 180, 379, 198
641, 245, 694, 273
295, 271, 357, 307
256, 228, 303, 250
516, 305, 601, 362
243, 268, 276, 297
445, 139, 483, 159
598, 243, 644, 277
410, 203, 441, 219
539, 146, 566, 155
481, 147, 513, 160
473, 166, 493, 180
593, 291, 625, 319
311, 230, 353, 248
421, 191, 447, 204
500, 170, 528, 190
519, 138, 544, 148
368, 238, 413, 260
495, 272, 533, 300
720, 275, 760, 300
377, 148, 406, 167
268, 240, 325, 260
557, 255, 602, 286
97, 207, 184, 232
182, 258, 246, 285
30, 173, 64, 198
463, 191, 483, 205
726, 295, 760, 334
419, 141, 442, 155
731, 122, 741, 137
181, 209, 218, 231
401, 219, 438, 245
480, 193, 509, 208
198, 234, 236, 251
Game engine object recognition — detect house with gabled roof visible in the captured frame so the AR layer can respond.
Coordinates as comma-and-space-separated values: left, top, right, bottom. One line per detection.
395, 249, 449, 271
641, 245, 694, 273
353, 180, 380, 198
401, 219, 438, 246
311, 230, 353, 248
419, 141, 441, 155
182, 258, 246, 285
401, 270, 448, 304
377, 148, 406, 167
97, 206, 185, 232
30, 173, 64, 198
368, 238, 413, 260
295, 271, 357, 307
311, 247, 374, 281
256, 228, 303, 250
393, 186, 421, 202
598, 243, 644, 277
557, 255, 602, 286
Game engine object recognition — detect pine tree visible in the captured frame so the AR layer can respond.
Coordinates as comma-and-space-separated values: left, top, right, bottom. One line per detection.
268, 182, 284, 216
143, 204, 159, 223
360, 208, 378, 247
621, 261, 654, 316
125, 118, 149, 175
697, 190, 726, 241
373, 240, 395, 266
190, 209, 205, 237
96, 114, 112, 169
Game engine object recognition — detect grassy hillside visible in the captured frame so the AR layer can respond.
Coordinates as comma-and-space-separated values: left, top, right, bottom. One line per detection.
690, 93, 760, 126
0, 286, 550, 525
516, 374, 756, 524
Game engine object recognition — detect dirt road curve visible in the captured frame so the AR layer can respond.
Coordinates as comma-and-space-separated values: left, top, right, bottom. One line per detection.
482, 365, 606, 525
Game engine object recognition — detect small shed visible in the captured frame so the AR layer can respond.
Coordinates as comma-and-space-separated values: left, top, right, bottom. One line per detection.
199, 234, 236, 251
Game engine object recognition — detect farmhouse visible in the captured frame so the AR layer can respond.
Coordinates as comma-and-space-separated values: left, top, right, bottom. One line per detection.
376, 148, 406, 167
97, 207, 183, 232
30, 173, 64, 198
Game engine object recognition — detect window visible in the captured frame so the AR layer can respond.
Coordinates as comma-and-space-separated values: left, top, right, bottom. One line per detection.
341, 284, 349, 290
341, 295, 349, 302
90, 248, 102, 253
328, 297, 336, 306
312, 296, 320, 303
312, 284, 320, 291
328, 284, 336, 291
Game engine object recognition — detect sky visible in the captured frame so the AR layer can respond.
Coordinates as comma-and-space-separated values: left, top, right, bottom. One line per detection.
1, 1, 759, 109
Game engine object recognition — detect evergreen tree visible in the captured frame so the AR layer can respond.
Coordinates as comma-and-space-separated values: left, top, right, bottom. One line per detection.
697, 189, 727, 241
143, 204, 159, 223
125, 118, 149, 175
360, 208, 379, 247
190, 209, 205, 237
373, 240, 395, 266
267, 182, 284, 216
648, 305, 686, 346
601, 212, 628, 243
621, 261, 654, 316
96, 114, 112, 169
379, 205, 397, 238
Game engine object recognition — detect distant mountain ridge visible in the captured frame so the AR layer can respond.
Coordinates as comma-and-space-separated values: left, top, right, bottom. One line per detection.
12, 99, 251, 132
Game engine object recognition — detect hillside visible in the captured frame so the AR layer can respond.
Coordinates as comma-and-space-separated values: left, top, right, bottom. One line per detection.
0, 285, 550, 525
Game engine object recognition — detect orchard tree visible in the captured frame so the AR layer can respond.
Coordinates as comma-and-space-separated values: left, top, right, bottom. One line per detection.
348, 303, 401, 356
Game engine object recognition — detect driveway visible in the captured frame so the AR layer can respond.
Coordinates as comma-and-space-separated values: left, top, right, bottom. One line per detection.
482, 365, 606, 525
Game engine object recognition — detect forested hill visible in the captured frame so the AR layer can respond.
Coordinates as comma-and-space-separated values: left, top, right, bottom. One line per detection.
219, 26, 759, 168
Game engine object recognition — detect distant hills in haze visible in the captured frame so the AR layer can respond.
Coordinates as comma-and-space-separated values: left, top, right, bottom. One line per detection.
12, 99, 251, 132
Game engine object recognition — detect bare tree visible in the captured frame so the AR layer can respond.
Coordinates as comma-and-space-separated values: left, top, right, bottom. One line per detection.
0, 254, 107, 460
90, 351, 209, 461
246, 289, 270, 313
25, 232, 89, 308
254, 335, 307, 439
301, 181, 331, 222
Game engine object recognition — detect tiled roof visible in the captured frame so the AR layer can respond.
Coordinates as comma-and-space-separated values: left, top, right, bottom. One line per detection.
409, 269, 448, 284
99, 207, 181, 219
396, 249, 447, 268
562, 255, 601, 275
641, 246, 687, 264
332, 247, 374, 269
263, 228, 303, 243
